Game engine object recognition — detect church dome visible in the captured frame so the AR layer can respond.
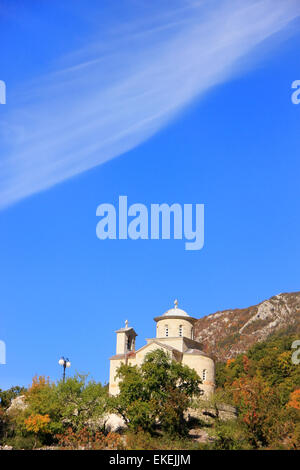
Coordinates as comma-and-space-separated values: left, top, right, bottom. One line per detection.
153, 299, 197, 324
162, 300, 190, 317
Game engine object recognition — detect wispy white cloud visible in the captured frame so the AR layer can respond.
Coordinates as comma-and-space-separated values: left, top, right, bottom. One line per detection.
0, 0, 299, 208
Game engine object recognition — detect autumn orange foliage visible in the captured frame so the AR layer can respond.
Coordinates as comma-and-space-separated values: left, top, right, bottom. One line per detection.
242, 355, 250, 373
27, 375, 51, 392
226, 358, 235, 367
287, 389, 300, 411
230, 375, 286, 447
24, 414, 51, 435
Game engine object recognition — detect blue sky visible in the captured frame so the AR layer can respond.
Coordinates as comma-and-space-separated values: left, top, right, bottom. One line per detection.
0, 0, 300, 389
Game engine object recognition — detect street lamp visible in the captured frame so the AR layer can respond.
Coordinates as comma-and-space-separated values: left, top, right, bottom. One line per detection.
58, 356, 71, 382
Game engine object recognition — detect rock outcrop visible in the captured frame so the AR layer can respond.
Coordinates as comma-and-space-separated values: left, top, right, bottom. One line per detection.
194, 292, 300, 362
6, 395, 27, 415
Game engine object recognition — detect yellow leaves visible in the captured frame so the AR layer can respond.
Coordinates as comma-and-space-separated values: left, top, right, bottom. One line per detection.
25, 375, 54, 412
24, 413, 51, 434
277, 351, 292, 374
28, 375, 51, 392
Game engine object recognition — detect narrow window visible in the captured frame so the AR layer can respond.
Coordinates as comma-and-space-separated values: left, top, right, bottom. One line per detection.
165, 325, 169, 337
127, 337, 131, 350
202, 369, 207, 381
179, 325, 183, 337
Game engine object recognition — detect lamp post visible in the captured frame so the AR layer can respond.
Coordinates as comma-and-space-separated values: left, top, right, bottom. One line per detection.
58, 357, 71, 382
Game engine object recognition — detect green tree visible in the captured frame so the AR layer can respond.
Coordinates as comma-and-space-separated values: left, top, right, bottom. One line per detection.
55, 374, 108, 432
111, 349, 202, 435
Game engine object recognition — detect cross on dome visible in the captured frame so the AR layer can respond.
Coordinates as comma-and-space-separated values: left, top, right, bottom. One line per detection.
159, 300, 191, 318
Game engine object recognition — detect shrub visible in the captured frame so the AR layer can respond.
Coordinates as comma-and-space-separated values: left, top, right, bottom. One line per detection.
5, 435, 39, 450
125, 429, 206, 450
56, 427, 124, 450
211, 421, 251, 450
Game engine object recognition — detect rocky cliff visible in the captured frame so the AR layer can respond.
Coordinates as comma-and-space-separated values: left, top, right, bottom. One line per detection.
194, 292, 300, 362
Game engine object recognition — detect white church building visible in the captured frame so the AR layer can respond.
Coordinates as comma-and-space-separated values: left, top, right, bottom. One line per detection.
109, 300, 215, 396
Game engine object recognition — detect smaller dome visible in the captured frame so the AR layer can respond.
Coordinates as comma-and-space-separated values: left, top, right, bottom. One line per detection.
162, 299, 190, 318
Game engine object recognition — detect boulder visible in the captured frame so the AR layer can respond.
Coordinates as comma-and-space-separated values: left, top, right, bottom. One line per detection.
6, 395, 27, 414
102, 413, 126, 432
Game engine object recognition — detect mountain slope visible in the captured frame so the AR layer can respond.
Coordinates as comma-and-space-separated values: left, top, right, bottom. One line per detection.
194, 292, 300, 362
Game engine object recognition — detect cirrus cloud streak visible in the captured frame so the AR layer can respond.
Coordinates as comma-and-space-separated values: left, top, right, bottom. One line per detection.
0, 0, 300, 208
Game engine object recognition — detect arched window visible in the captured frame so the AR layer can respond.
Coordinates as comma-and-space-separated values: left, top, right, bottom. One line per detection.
202, 369, 207, 381
179, 325, 183, 337
165, 325, 169, 337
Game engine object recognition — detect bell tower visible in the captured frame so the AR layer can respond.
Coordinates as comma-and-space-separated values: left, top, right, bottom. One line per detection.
115, 320, 137, 355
